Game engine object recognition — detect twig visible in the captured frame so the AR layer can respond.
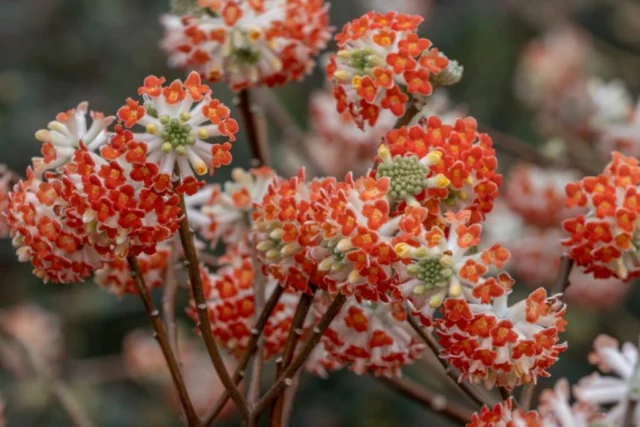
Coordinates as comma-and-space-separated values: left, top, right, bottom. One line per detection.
127, 255, 201, 426
248, 270, 267, 405
396, 103, 420, 128
623, 399, 638, 427
281, 370, 302, 427
376, 376, 473, 424
163, 245, 181, 360
406, 313, 486, 407
520, 384, 536, 411
552, 255, 575, 298
203, 285, 285, 425
176, 194, 250, 423
252, 293, 347, 420
269, 288, 317, 426
238, 89, 269, 167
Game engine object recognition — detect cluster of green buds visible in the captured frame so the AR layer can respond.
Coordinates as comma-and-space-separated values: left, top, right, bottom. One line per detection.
334, 47, 385, 78
153, 113, 195, 156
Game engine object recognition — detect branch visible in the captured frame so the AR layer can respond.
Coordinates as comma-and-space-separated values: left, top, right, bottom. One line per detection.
127, 255, 201, 426
406, 313, 486, 407
203, 285, 285, 425
519, 384, 536, 410
252, 293, 347, 420
248, 270, 267, 405
176, 194, 250, 423
163, 246, 181, 361
552, 255, 575, 298
280, 369, 302, 427
238, 89, 269, 167
269, 288, 317, 426
376, 376, 473, 424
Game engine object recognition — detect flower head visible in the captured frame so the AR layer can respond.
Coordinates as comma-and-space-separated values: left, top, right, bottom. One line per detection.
94, 245, 171, 297
378, 117, 501, 224
32, 102, 114, 177
327, 11, 455, 128
314, 296, 425, 378
116, 73, 239, 192
161, 0, 332, 90
6, 169, 103, 283
467, 399, 542, 427
436, 286, 567, 389
562, 152, 640, 280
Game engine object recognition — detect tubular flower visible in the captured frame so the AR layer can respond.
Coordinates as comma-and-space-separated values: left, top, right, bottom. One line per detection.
562, 152, 640, 280
0, 165, 16, 238
6, 169, 103, 283
505, 163, 580, 229
94, 246, 171, 297
467, 399, 542, 427
61, 144, 181, 259
314, 296, 425, 378
436, 286, 567, 389
188, 253, 299, 360
252, 169, 334, 293
394, 210, 510, 326
185, 166, 275, 251
160, 0, 332, 91
378, 117, 502, 224
574, 335, 640, 426
116, 72, 239, 192
32, 102, 115, 177
326, 11, 454, 128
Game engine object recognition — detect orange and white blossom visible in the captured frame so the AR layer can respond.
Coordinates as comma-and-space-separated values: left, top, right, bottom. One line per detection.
436, 281, 567, 389
563, 152, 640, 280
505, 163, 581, 229
0, 165, 16, 238
94, 245, 171, 297
252, 169, 335, 294
61, 142, 181, 259
116, 72, 239, 194
32, 101, 114, 177
188, 251, 299, 360
311, 295, 425, 378
393, 210, 510, 326
574, 335, 640, 425
378, 117, 501, 225
6, 168, 103, 283
326, 11, 455, 128
160, 0, 332, 91
185, 166, 275, 253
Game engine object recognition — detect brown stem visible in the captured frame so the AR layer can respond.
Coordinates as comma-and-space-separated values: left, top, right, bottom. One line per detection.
269, 288, 317, 426
203, 285, 285, 425
624, 399, 638, 427
519, 384, 535, 411
127, 255, 201, 426
376, 376, 473, 424
176, 194, 250, 423
163, 246, 181, 361
406, 313, 486, 407
238, 89, 268, 167
248, 270, 267, 405
281, 370, 302, 427
252, 293, 347, 420
396, 103, 420, 128
552, 255, 575, 298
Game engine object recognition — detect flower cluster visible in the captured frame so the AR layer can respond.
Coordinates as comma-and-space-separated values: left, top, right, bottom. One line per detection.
161, 0, 332, 90
326, 11, 459, 128
116, 72, 239, 192
190, 252, 299, 360
378, 117, 501, 224
437, 285, 567, 389
563, 152, 640, 280
94, 245, 171, 297
467, 399, 542, 426
311, 296, 425, 378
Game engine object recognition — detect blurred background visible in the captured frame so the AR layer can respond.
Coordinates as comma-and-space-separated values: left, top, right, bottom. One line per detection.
2, 0, 640, 425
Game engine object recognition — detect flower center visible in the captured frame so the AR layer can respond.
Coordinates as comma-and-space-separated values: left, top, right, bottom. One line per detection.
160, 115, 195, 155
376, 156, 431, 201
406, 256, 453, 292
